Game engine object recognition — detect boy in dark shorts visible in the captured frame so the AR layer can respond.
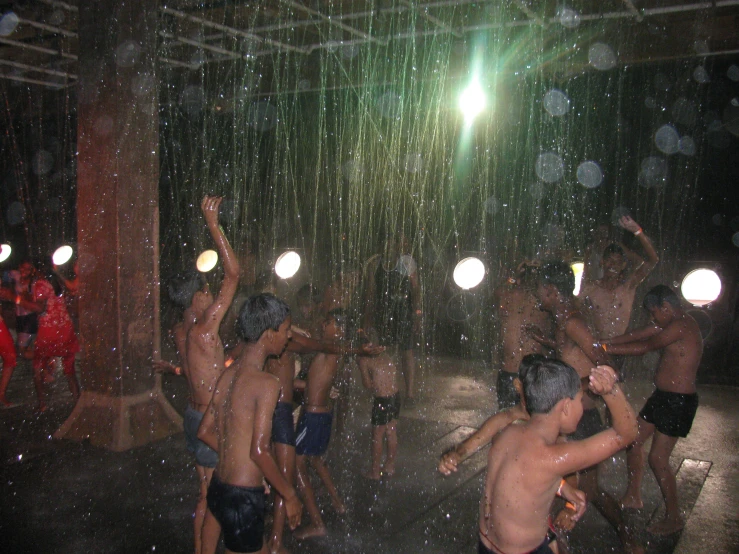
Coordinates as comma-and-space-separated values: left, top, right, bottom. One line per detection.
603, 285, 703, 535
358, 328, 400, 480
198, 293, 302, 554
479, 360, 637, 554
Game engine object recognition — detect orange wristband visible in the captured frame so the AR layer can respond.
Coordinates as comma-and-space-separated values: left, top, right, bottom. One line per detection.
557, 478, 566, 497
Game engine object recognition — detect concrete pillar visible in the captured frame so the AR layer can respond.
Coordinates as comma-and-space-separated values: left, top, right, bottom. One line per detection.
55, 0, 182, 450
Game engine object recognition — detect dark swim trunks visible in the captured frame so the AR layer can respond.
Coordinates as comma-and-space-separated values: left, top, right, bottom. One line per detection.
206, 473, 265, 553
639, 388, 699, 438
295, 411, 333, 456
271, 401, 296, 446
478, 526, 557, 554
496, 371, 519, 410
184, 406, 218, 468
371, 392, 401, 426
570, 407, 605, 441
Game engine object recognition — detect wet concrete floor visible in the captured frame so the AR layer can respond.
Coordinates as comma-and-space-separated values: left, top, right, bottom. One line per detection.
1, 354, 737, 553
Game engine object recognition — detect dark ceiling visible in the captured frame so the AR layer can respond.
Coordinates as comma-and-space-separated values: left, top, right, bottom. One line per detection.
1, 1, 738, 94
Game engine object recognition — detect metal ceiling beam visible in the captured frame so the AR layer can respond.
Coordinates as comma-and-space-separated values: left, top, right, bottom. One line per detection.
513, 0, 547, 27
18, 16, 78, 38
0, 72, 66, 89
0, 58, 76, 79
400, 0, 462, 38
277, 0, 384, 43
0, 37, 77, 60
37, 0, 78, 12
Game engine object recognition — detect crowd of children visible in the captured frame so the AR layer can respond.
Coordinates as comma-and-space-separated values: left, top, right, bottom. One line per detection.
0, 197, 705, 554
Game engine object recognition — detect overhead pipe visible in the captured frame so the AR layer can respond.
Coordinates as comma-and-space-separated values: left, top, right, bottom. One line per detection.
0, 37, 77, 60
0, 59, 77, 79
17, 17, 78, 38
0, 73, 65, 89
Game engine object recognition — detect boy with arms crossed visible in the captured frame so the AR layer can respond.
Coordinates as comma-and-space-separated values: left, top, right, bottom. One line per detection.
198, 293, 302, 554
480, 360, 637, 554
602, 285, 702, 535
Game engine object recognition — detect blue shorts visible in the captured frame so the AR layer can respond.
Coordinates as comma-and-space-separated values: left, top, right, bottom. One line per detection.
295, 411, 333, 457
184, 405, 219, 468
271, 402, 296, 446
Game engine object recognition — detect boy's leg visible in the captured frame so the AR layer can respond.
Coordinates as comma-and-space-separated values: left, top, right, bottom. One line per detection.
646, 431, 682, 535
310, 456, 346, 514
364, 425, 384, 480
31, 357, 47, 412
622, 418, 655, 509
384, 420, 398, 476
401, 348, 416, 400
294, 454, 327, 539
196, 465, 221, 554
269, 443, 296, 554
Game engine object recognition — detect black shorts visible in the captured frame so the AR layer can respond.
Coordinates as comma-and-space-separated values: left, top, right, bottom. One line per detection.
496, 371, 519, 411
295, 411, 333, 456
478, 527, 556, 554
371, 392, 401, 426
206, 473, 265, 553
639, 389, 699, 438
570, 407, 605, 441
271, 402, 296, 446
15, 313, 38, 335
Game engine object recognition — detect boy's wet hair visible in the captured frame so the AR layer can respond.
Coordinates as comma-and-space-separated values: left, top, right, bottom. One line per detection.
237, 293, 290, 343
539, 261, 575, 299
523, 358, 581, 415
167, 270, 206, 309
518, 353, 547, 382
643, 284, 680, 310
603, 243, 625, 258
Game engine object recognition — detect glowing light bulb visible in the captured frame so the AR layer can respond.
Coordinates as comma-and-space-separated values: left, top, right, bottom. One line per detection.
196, 250, 218, 273
52, 245, 73, 266
571, 262, 584, 295
275, 251, 301, 279
0, 244, 11, 263
453, 257, 485, 290
681, 269, 721, 306
459, 79, 486, 123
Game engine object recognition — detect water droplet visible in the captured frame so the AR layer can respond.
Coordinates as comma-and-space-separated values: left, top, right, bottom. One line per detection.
535, 152, 565, 183
543, 89, 570, 117
654, 124, 680, 155
588, 43, 617, 71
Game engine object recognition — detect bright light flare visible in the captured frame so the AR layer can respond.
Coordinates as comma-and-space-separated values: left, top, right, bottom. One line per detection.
571, 262, 584, 296
196, 249, 218, 273
0, 244, 11, 263
681, 268, 721, 307
275, 251, 301, 279
453, 257, 485, 290
459, 79, 486, 124
52, 245, 73, 266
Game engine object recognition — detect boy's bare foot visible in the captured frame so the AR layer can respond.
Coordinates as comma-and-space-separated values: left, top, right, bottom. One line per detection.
294, 525, 327, 540
647, 516, 684, 536
362, 470, 381, 481
620, 493, 644, 510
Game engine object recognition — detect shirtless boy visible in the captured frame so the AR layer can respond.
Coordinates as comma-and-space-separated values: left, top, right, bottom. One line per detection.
293, 309, 351, 539
530, 261, 635, 550
579, 216, 659, 341
602, 285, 703, 535
168, 196, 240, 554
198, 293, 302, 554
493, 262, 553, 410
479, 360, 636, 554
358, 328, 400, 480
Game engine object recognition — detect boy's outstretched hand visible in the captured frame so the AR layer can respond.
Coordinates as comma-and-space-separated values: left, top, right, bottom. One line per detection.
588, 365, 618, 396
438, 450, 461, 475
285, 493, 303, 530
201, 195, 223, 226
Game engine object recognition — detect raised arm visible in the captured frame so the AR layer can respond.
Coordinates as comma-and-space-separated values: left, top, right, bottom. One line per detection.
619, 216, 659, 287
548, 366, 637, 476
200, 196, 240, 333
250, 379, 302, 529
288, 332, 384, 357
605, 320, 682, 356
